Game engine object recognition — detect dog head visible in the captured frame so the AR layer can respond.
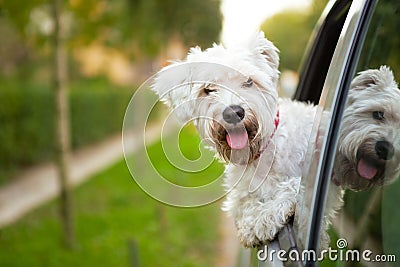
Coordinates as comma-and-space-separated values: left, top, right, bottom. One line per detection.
152, 32, 279, 164
333, 66, 400, 190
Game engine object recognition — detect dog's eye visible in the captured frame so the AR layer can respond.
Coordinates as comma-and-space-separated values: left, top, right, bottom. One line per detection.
242, 78, 253, 88
372, 111, 385, 121
204, 85, 217, 95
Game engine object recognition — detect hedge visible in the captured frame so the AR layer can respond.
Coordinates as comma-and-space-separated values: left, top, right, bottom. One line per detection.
0, 81, 133, 183
69, 89, 132, 149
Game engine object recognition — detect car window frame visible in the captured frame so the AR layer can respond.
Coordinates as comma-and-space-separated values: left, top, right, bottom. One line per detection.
250, 0, 357, 265
295, 0, 352, 105
301, 0, 378, 265
249, 0, 379, 266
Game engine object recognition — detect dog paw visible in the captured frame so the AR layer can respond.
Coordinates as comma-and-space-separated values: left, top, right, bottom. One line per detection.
237, 226, 263, 248
236, 218, 281, 248
235, 200, 296, 247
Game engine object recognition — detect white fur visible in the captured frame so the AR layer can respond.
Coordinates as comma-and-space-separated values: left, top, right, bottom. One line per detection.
152, 32, 317, 247
297, 66, 400, 250
327, 66, 400, 245
223, 99, 316, 246
333, 65, 400, 190
152, 31, 400, 249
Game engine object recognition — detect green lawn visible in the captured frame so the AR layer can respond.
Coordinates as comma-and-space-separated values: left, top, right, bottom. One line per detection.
0, 127, 224, 267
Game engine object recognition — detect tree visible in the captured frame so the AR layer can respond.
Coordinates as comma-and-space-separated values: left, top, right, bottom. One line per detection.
51, 0, 75, 248
125, 0, 223, 58
0, 0, 223, 247
0, 0, 223, 78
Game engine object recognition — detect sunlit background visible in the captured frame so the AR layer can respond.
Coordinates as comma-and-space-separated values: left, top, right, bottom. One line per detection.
0, 0, 327, 266
221, 0, 312, 45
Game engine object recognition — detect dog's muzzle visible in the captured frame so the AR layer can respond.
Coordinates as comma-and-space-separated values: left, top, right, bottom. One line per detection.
375, 140, 394, 161
356, 140, 395, 181
222, 105, 249, 150
223, 105, 245, 124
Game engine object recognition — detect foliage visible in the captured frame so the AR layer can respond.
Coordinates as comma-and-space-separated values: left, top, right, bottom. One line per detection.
148, 0, 222, 50
261, 0, 329, 71
0, 0, 223, 74
0, 0, 48, 36
0, 80, 133, 184
67, 0, 223, 55
357, 0, 400, 80
261, 10, 310, 72
0, 132, 221, 266
69, 83, 131, 149
0, 82, 56, 171
340, 181, 400, 258
340, 0, 400, 244
0, 0, 223, 182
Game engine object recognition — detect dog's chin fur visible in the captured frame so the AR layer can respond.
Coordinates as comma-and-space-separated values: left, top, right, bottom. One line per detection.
333, 138, 389, 190
333, 154, 386, 191
209, 116, 261, 164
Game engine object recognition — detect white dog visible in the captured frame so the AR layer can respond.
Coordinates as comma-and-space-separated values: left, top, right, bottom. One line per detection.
152, 32, 317, 247
296, 66, 400, 250
333, 66, 400, 190
325, 66, 400, 241
151, 29, 400, 250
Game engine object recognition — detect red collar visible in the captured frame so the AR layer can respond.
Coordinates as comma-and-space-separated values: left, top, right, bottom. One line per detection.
273, 109, 280, 130
253, 108, 280, 160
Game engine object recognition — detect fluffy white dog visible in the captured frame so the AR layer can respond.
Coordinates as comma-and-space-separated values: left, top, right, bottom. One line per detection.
333, 66, 400, 190
297, 65, 400, 250
152, 32, 317, 247
151, 29, 400, 250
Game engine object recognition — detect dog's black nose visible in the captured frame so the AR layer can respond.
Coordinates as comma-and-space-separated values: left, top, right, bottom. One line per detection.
223, 105, 245, 124
375, 140, 394, 160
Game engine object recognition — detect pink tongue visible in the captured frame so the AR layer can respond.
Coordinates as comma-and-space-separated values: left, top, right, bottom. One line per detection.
357, 158, 378, 180
226, 131, 248, 150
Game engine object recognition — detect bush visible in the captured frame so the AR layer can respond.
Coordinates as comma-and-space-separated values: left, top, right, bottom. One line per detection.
0, 85, 55, 169
0, 80, 133, 183
69, 87, 132, 149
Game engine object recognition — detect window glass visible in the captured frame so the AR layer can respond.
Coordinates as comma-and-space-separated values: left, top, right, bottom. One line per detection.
324, 1, 400, 266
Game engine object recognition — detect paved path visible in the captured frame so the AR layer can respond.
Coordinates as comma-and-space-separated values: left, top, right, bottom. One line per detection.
0, 122, 240, 265
0, 124, 161, 228
215, 213, 240, 267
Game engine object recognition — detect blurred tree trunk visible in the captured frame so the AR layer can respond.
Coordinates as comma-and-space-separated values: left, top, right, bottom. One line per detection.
52, 0, 75, 248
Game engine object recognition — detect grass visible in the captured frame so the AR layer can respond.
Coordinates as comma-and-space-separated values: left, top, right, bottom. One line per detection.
146, 123, 225, 187
0, 126, 224, 267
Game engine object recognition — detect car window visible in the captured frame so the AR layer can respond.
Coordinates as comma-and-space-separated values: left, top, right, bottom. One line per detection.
326, 0, 400, 266
293, 0, 381, 265
254, 1, 400, 266
252, 1, 353, 265
295, 0, 352, 105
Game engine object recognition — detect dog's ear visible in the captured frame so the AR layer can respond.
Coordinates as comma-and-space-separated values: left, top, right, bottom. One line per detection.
151, 62, 195, 121
247, 31, 279, 70
239, 31, 280, 88
348, 66, 398, 105
351, 65, 397, 91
